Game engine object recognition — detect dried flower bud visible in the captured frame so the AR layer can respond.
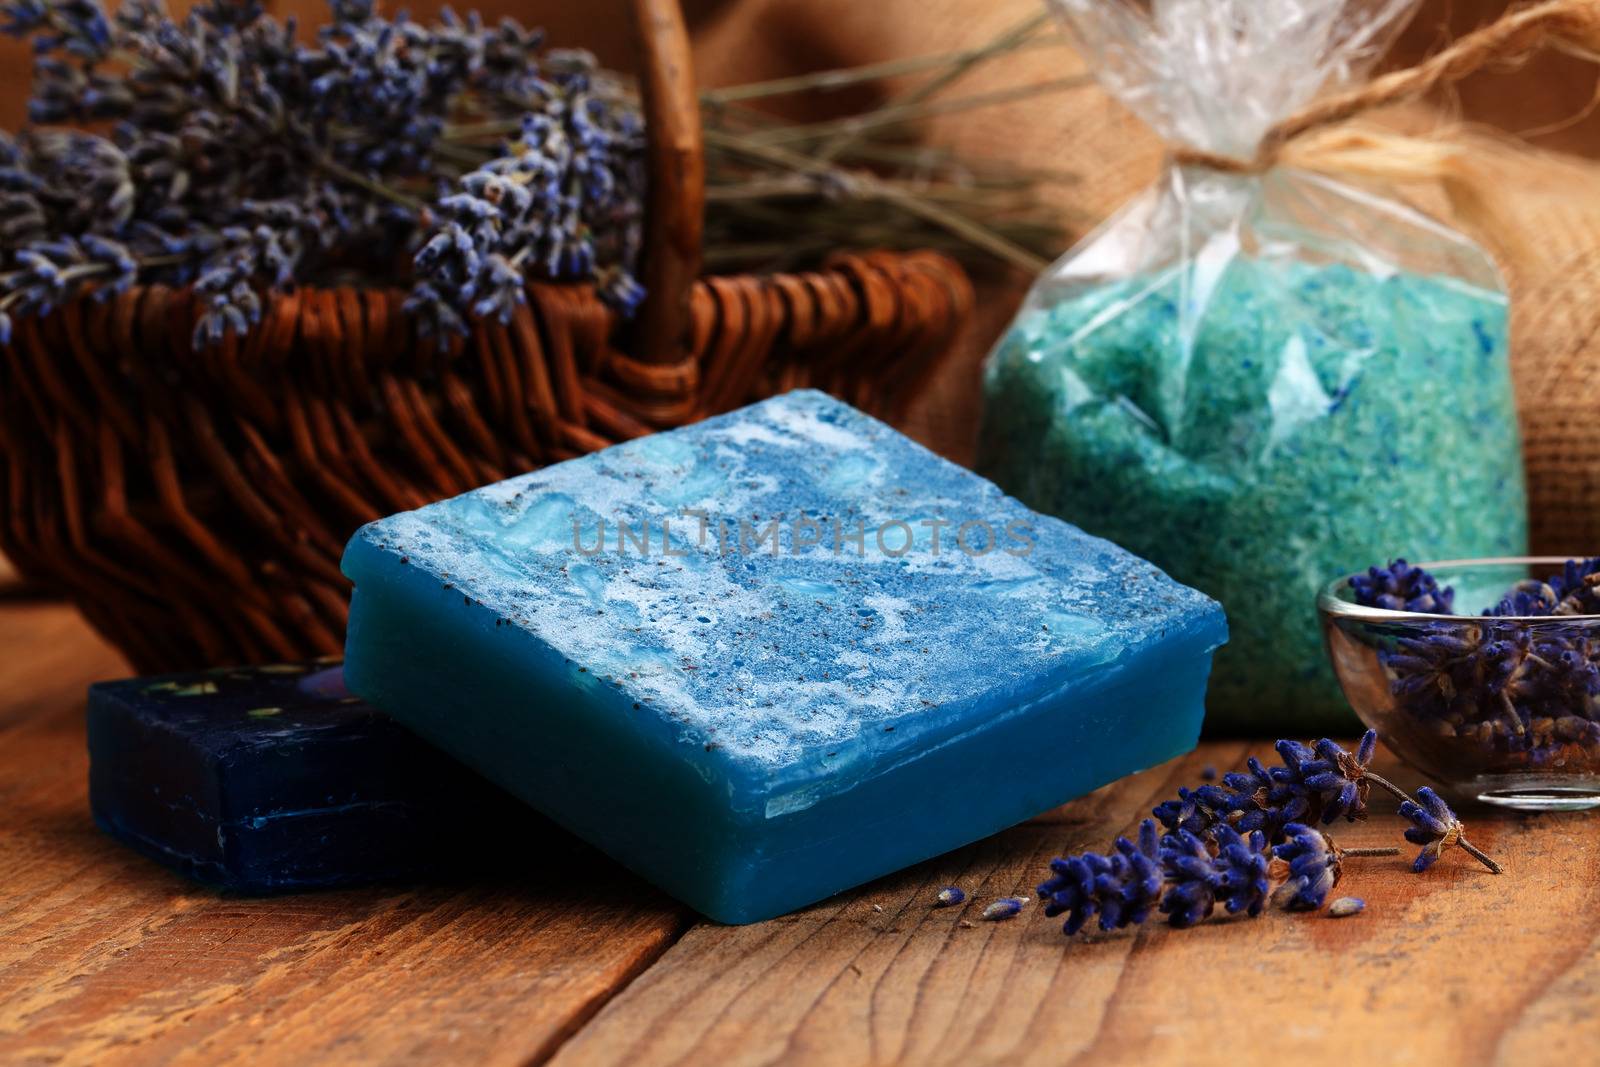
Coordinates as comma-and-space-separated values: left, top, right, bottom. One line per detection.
982, 897, 1025, 921
1400, 787, 1484, 872
1270, 823, 1341, 911
1327, 896, 1365, 917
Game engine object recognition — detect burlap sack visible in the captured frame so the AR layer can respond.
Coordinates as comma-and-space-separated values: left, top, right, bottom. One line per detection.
1457, 145, 1600, 556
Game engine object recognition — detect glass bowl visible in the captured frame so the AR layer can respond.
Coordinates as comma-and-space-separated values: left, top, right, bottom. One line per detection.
1319, 556, 1600, 812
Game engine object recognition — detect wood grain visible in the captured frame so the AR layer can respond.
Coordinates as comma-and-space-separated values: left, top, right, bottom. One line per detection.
550, 743, 1600, 1067
4, 604, 1600, 1065
0, 603, 692, 1067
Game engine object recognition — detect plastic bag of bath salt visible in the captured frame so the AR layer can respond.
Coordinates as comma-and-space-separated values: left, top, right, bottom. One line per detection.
978, 0, 1527, 731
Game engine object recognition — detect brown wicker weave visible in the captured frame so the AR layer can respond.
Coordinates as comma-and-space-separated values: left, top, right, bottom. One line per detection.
0, 0, 973, 673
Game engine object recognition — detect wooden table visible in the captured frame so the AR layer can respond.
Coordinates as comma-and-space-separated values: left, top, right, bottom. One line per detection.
3, 600, 1597, 1067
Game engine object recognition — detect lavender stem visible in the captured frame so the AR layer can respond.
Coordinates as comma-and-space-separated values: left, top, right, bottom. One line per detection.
1360, 770, 1415, 805
1458, 837, 1503, 875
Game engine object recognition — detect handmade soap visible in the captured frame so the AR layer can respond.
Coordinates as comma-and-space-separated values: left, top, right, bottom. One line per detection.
343, 390, 1227, 923
89, 661, 531, 891
980, 259, 1527, 732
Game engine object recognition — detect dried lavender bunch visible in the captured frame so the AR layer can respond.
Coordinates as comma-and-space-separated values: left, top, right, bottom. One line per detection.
4, 2, 1072, 346
1487, 557, 1600, 617
1397, 623, 1600, 760
1350, 559, 1455, 614
1353, 558, 1600, 770
0, 0, 645, 345
1040, 730, 1500, 938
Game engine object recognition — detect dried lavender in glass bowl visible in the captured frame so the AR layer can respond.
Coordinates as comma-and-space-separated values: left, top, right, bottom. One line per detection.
1319, 557, 1600, 811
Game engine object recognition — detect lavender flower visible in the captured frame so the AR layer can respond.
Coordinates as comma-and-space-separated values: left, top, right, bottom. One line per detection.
1038, 819, 1164, 934
1398, 786, 1501, 874
1151, 783, 1232, 839
1484, 558, 1600, 617
1, 0, 647, 346
1154, 730, 1380, 846
1044, 731, 1492, 937
1160, 825, 1270, 928
1551, 557, 1600, 616
2, 0, 112, 61
1220, 755, 1308, 839
1270, 823, 1341, 910
1297, 732, 1377, 824
1350, 559, 1454, 614
407, 92, 646, 336
1040, 819, 1268, 934
1487, 580, 1561, 618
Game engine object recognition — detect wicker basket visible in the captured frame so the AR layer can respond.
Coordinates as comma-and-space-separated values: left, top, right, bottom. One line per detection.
0, 0, 973, 673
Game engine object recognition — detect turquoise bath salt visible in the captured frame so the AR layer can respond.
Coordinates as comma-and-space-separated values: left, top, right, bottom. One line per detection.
342, 391, 1227, 923
979, 257, 1526, 729
982, 0, 1529, 730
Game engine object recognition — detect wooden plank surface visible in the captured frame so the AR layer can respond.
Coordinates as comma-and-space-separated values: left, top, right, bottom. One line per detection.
0, 602, 692, 1067
3, 601, 1599, 1066
549, 759, 1600, 1067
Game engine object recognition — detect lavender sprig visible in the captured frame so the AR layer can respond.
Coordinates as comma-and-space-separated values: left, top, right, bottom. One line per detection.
1039, 729, 1501, 939
1037, 819, 1270, 933
407, 91, 646, 336
1269, 823, 1399, 910
1148, 728, 1487, 875
1153, 730, 1385, 846
1399, 786, 1501, 874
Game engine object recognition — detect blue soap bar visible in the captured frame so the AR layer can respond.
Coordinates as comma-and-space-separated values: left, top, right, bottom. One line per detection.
343, 390, 1227, 922
88, 661, 532, 891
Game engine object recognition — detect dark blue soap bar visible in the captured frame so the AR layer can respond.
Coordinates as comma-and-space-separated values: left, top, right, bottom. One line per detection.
88, 660, 527, 892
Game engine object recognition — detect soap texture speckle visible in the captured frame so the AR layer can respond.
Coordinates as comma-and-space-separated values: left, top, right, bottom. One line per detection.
343, 390, 1227, 922
979, 260, 1526, 731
